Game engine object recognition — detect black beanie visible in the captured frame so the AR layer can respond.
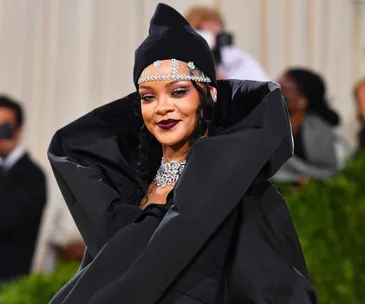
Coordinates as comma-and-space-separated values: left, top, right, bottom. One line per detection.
133, 3, 217, 88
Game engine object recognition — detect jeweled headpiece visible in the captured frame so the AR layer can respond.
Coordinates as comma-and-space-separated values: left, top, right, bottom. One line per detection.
138, 58, 212, 84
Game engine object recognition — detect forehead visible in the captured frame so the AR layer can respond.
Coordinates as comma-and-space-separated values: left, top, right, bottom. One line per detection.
0, 107, 17, 124
139, 80, 191, 91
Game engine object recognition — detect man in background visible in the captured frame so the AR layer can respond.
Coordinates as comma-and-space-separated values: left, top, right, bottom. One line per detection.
0, 95, 46, 283
185, 6, 269, 81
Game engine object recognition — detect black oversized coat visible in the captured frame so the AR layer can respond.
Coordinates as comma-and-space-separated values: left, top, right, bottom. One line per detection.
48, 80, 317, 303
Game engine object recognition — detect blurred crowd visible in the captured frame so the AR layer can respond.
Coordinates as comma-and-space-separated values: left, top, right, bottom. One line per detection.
0, 5, 364, 284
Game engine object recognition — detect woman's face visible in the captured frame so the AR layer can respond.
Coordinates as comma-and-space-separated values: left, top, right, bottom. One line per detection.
139, 79, 202, 149
278, 73, 308, 114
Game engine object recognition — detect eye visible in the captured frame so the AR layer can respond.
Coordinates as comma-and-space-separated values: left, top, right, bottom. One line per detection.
171, 87, 189, 98
140, 94, 155, 102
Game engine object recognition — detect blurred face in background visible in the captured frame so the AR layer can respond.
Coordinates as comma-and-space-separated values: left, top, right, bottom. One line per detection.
185, 7, 224, 48
0, 107, 22, 157
193, 21, 222, 50
195, 20, 226, 79
277, 73, 309, 115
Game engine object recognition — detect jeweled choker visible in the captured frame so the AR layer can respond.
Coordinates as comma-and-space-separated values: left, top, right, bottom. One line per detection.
154, 157, 186, 187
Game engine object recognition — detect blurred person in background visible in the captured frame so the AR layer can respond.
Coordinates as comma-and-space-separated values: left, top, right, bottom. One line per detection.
354, 79, 365, 151
185, 6, 270, 81
32, 194, 84, 273
0, 95, 46, 283
272, 68, 344, 185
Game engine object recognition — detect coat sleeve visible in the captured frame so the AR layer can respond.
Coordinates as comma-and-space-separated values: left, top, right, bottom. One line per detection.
226, 181, 317, 304
49, 153, 142, 258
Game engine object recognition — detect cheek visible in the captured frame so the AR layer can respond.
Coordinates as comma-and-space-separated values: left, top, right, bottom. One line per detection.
178, 104, 199, 130
141, 104, 153, 124
178, 92, 201, 119
180, 103, 198, 119
141, 104, 156, 135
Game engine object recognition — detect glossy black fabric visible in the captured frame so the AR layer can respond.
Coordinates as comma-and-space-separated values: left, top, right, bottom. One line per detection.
0, 154, 47, 282
48, 80, 317, 303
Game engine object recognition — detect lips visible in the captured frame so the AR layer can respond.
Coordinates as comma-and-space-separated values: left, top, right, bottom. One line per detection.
157, 119, 181, 130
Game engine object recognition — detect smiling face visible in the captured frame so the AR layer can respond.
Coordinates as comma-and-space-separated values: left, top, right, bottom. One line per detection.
139, 79, 201, 150
138, 60, 216, 152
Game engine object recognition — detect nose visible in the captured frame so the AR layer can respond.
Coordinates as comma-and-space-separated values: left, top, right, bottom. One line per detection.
154, 95, 174, 115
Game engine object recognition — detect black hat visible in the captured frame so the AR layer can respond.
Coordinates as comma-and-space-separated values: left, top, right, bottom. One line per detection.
133, 3, 217, 88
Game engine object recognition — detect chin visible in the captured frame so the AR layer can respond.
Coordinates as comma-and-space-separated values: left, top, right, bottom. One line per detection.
155, 136, 185, 147
154, 131, 190, 148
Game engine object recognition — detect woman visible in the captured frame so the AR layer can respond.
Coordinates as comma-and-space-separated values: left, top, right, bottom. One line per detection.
48, 3, 316, 303
272, 68, 342, 185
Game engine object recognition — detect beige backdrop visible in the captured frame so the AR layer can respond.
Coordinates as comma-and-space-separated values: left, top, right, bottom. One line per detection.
0, 0, 365, 193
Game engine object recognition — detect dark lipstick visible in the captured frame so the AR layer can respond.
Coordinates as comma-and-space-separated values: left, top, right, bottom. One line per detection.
157, 119, 180, 130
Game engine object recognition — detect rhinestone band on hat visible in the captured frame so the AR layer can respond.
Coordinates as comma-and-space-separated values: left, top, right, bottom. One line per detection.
187, 61, 195, 70
138, 59, 212, 84
153, 60, 162, 67
171, 58, 178, 77
138, 74, 212, 84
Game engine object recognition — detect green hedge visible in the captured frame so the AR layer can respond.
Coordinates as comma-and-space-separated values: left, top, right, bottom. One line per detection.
0, 262, 79, 304
1, 153, 364, 304
282, 152, 365, 304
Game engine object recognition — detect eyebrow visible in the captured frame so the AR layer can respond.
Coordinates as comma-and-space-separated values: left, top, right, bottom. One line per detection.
139, 80, 184, 90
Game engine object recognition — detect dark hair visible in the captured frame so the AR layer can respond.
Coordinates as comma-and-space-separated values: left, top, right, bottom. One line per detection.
132, 81, 215, 199
286, 68, 340, 126
0, 95, 24, 128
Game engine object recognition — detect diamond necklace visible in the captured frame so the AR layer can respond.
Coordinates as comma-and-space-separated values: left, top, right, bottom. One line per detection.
154, 157, 186, 188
